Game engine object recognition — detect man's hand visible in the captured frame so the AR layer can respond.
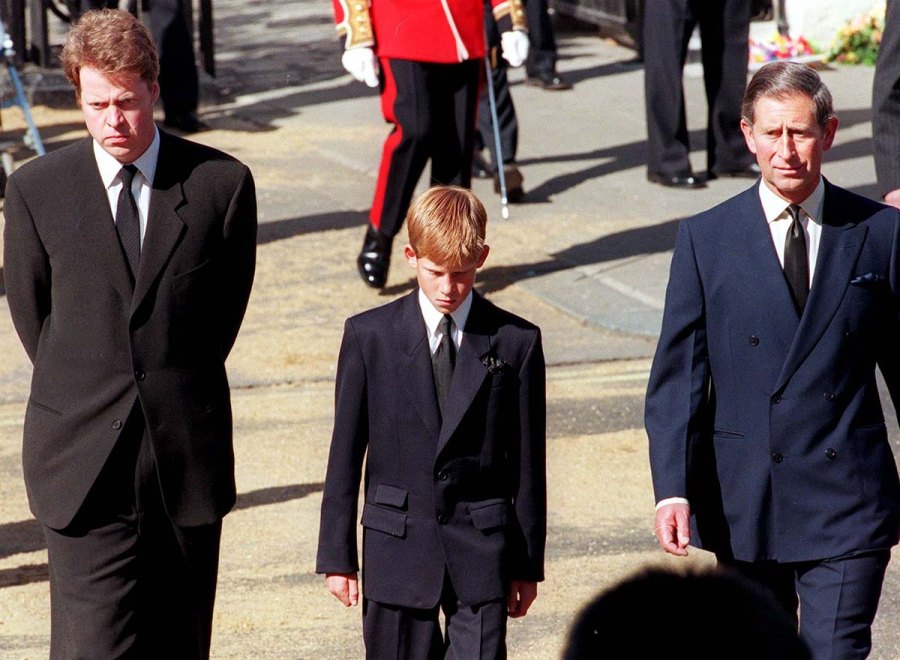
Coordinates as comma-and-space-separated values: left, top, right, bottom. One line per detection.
325, 572, 360, 606
507, 580, 537, 618
654, 502, 691, 556
500, 31, 529, 68
884, 189, 900, 209
341, 48, 380, 88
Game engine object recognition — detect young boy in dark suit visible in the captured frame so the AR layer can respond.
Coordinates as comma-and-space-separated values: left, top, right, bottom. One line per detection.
316, 186, 546, 659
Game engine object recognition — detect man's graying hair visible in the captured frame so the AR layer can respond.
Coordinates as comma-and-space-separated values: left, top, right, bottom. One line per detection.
741, 61, 836, 128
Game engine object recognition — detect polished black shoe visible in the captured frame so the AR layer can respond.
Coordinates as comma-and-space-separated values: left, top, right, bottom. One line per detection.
646, 170, 707, 189
356, 226, 392, 289
525, 71, 573, 91
472, 151, 494, 179
163, 112, 210, 134
494, 164, 525, 202
707, 163, 762, 180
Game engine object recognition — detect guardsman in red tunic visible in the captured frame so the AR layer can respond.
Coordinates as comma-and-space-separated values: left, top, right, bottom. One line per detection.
334, 0, 528, 288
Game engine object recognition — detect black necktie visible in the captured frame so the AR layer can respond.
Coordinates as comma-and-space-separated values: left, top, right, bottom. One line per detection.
432, 314, 456, 416
783, 204, 809, 314
116, 164, 141, 278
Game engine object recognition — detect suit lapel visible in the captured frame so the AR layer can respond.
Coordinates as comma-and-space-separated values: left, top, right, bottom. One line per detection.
132, 133, 186, 314
436, 294, 491, 456
737, 186, 800, 360
774, 184, 866, 391
396, 292, 442, 439
73, 139, 135, 302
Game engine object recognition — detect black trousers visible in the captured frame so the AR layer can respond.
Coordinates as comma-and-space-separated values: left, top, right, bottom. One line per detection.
43, 403, 221, 659
721, 550, 891, 660
369, 58, 480, 238
525, 0, 558, 77
362, 573, 508, 660
642, 0, 753, 176
477, 2, 518, 168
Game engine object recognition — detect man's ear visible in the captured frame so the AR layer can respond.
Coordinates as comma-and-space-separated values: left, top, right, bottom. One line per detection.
404, 244, 418, 268
740, 119, 758, 156
476, 244, 490, 268
821, 115, 839, 152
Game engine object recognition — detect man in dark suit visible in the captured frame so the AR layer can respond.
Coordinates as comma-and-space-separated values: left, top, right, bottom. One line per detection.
3, 9, 256, 658
317, 186, 546, 659
642, 0, 758, 188
646, 61, 900, 659
874, 0, 900, 208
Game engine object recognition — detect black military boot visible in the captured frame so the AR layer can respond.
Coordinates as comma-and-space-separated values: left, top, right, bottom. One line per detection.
356, 226, 392, 289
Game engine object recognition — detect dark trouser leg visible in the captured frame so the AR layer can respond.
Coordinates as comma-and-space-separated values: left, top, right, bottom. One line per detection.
718, 558, 799, 626
698, 0, 752, 174
643, 0, 695, 176
441, 576, 507, 660
44, 404, 221, 660
525, 0, 557, 77
147, 0, 200, 120
429, 59, 481, 188
796, 551, 890, 660
362, 598, 444, 660
477, 58, 518, 168
368, 58, 434, 239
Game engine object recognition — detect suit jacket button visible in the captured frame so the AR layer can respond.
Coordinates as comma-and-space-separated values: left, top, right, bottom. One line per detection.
823, 391, 835, 401
771, 394, 781, 404
112, 419, 123, 430
825, 448, 837, 459
134, 369, 146, 381
772, 452, 784, 463
437, 514, 448, 524
749, 335, 759, 346
438, 471, 448, 481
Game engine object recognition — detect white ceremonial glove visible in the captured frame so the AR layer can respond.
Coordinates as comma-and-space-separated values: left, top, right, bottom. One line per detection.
342, 47, 380, 88
500, 31, 529, 68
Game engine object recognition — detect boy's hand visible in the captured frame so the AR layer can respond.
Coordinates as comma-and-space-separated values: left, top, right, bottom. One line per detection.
507, 580, 537, 618
325, 572, 360, 607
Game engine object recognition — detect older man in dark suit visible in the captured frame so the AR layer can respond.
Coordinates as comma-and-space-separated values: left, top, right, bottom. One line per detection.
646, 61, 900, 659
3, 9, 256, 658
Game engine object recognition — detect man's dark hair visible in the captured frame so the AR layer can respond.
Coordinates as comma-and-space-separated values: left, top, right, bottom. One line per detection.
563, 567, 810, 660
741, 61, 835, 128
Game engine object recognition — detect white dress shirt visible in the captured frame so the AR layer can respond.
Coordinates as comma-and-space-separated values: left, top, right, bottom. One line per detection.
656, 178, 826, 511
93, 128, 160, 246
418, 288, 473, 353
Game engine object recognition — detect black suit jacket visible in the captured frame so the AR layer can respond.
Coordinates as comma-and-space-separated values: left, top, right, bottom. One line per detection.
646, 180, 900, 562
3, 132, 257, 530
316, 290, 546, 608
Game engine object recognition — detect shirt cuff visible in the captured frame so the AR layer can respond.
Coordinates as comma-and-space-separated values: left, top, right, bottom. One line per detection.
656, 497, 690, 510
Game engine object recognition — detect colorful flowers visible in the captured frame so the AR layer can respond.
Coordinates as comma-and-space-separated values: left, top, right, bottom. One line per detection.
750, 32, 818, 63
826, 2, 886, 64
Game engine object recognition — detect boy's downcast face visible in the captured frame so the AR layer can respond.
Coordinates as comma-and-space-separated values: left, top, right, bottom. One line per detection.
404, 245, 490, 315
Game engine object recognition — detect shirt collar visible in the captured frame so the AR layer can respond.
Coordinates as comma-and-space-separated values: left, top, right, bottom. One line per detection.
418, 288, 474, 338
92, 127, 160, 188
759, 177, 825, 225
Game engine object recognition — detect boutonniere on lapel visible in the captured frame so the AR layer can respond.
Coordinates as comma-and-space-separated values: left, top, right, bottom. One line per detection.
850, 272, 887, 286
481, 355, 510, 375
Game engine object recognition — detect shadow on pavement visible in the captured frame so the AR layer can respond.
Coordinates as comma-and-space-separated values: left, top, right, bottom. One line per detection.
257, 210, 367, 245
0, 482, 325, 588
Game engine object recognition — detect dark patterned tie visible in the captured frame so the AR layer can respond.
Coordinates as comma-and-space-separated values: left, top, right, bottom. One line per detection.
783, 204, 809, 314
432, 314, 456, 416
116, 164, 141, 278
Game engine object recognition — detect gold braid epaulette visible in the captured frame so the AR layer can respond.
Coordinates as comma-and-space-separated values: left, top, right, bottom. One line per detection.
337, 0, 375, 49
492, 0, 528, 31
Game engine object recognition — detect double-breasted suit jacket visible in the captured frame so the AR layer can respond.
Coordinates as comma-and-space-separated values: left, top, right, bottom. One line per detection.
316, 290, 546, 608
646, 180, 900, 563
3, 131, 257, 531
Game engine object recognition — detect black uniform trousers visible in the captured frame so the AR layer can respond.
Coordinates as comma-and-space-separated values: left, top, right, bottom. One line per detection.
42, 402, 221, 659
722, 551, 891, 660
369, 58, 480, 238
362, 572, 508, 660
525, 0, 559, 78
477, 2, 518, 169
642, 0, 753, 177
